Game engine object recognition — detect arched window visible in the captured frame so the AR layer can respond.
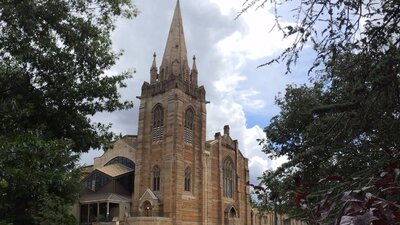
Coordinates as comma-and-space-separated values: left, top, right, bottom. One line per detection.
105, 156, 135, 169
229, 207, 237, 217
184, 167, 191, 191
152, 165, 160, 191
223, 157, 234, 198
152, 105, 164, 143
184, 108, 194, 144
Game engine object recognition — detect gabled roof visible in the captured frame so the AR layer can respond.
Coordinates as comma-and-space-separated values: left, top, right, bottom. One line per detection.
139, 188, 159, 201
97, 163, 134, 178
80, 193, 131, 203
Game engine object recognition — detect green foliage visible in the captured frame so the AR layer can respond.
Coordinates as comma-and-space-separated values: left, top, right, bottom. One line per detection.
241, 0, 400, 224
0, 222, 12, 225
0, 132, 82, 225
65, 215, 78, 225
35, 194, 78, 225
0, 0, 137, 224
0, 0, 138, 152
0, 221, 12, 225
257, 53, 400, 223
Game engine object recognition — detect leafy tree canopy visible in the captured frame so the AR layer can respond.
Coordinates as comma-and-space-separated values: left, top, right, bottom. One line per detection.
0, 0, 137, 152
242, 0, 400, 224
0, 0, 137, 224
0, 133, 81, 225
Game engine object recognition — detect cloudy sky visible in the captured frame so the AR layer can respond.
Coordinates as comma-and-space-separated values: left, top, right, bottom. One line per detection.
80, 0, 313, 186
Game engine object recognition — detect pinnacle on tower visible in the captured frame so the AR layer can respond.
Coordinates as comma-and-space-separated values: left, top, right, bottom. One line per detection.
150, 52, 158, 83
190, 55, 198, 85
160, 0, 190, 79
151, 52, 157, 69
191, 55, 197, 72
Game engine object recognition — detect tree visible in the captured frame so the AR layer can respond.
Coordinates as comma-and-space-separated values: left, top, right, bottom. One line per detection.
241, 0, 400, 224
240, 0, 400, 72
0, 0, 137, 224
0, 133, 81, 225
0, 0, 137, 152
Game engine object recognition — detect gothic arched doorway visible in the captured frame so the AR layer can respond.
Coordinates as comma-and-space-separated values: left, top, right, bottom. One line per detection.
224, 205, 238, 225
142, 200, 153, 217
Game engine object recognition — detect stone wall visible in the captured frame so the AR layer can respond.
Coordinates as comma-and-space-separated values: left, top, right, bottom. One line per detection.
126, 217, 173, 225
93, 137, 137, 169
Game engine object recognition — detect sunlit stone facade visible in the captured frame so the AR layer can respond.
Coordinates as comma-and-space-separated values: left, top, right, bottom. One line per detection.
74, 1, 252, 225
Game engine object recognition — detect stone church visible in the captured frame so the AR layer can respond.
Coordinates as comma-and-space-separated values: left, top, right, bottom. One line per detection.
73, 1, 252, 224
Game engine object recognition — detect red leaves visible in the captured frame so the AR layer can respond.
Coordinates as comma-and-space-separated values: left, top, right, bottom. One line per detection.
364, 196, 374, 209
294, 175, 302, 187
292, 176, 309, 207
335, 162, 400, 225
294, 191, 309, 206
375, 161, 400, 195
340, 211, 378, 225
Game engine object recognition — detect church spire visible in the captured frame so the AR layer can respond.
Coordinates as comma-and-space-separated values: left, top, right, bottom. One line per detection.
151, 52, 157, 69
191, 55, 197, 72
150, 52, 158, 83
160, 0, 189, 80
190, 55, 198, 86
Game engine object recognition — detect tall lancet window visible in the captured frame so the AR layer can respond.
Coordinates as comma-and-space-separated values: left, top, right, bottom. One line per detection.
223, 157, 234, 198
152, 105, 164, 143
184, 167, 191, 192
152, 165, 161, 191
184, 108, 194, 144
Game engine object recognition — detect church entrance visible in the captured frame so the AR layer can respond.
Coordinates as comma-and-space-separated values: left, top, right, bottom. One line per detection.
142, 200, 153, 217
224, 206, 239, 225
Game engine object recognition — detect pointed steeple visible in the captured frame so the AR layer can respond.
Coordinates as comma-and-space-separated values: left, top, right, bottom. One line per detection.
151, 52, 157, 69
150, 52, 159, 83
191, 55, 197, 72
160, 0, 190, 79
190, 55, 198, 86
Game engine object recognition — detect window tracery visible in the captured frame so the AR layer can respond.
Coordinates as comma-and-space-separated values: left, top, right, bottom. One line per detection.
184, 108, 194, 144
152, 165, 161, 191
184, 167, 191, 191
105, 156, 135, 169
223, 157, 234, 198
152, 105, 164, 143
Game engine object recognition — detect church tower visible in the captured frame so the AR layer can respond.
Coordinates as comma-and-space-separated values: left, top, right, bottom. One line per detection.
75, 2, 253, 224
132, 0, 207, 223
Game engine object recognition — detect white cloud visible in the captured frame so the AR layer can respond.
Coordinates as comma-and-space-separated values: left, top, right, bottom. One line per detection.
208, 0, 243, 16
205, 0, 299, 179
79, 0, 309, 182
213, 73, 246, 93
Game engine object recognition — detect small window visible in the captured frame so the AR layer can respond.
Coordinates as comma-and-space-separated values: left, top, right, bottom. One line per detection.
153, 105, 164, 143
152, 165, 161, 191
184, 167, 191, 191
184, 108, 194, 144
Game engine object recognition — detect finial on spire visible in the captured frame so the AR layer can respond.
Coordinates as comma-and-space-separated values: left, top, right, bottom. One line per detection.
191, 55, 197, 72
151, 52, 157, 70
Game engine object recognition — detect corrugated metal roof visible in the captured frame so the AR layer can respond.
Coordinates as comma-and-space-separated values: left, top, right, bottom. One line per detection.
80, 193, 131, 203
97, 163, 133, 178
